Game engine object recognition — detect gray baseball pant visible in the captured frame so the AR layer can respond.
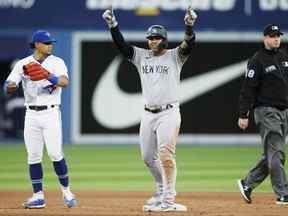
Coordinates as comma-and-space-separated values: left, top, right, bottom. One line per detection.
244, 106, 288, 197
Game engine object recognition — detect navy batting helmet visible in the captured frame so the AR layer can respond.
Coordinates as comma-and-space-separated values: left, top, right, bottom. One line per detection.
146, 25, 168, 49
146, 25, 167, 40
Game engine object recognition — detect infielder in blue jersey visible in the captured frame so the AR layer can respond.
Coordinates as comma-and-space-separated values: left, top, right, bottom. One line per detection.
4, 30, 77, 209
103, 7, 197, 212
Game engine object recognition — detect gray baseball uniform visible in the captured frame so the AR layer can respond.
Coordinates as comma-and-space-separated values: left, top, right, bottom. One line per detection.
131, 46, 188, 202
131, 46, 186, 106
103, 7, 196, 210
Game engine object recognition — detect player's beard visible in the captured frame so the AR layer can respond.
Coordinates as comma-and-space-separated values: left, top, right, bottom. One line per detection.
151, 40, 165, 54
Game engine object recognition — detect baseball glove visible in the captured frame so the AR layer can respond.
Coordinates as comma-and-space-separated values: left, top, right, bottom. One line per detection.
23, 62, 50, 81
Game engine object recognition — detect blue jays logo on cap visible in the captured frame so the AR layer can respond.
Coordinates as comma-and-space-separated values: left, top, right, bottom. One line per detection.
31, 30, 57, 44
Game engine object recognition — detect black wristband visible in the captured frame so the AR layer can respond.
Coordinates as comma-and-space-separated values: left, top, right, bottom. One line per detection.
185, 25, 193, 36
239, 111, 249, 118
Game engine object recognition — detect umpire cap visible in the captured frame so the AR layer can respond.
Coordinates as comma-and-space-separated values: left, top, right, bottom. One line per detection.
263, 24, 283, 36
30, 30, 56, 48
146, 25, 168, 40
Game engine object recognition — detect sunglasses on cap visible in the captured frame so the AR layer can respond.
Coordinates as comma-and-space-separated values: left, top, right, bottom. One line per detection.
42, 42, 53, 45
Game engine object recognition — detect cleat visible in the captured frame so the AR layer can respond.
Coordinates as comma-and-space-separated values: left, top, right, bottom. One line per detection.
145, 192, 162, 206
63, 189, 78, 208
64, 197, 78, 208
144, 202, 187, 212
23, 193, 45, 209
237, 179, 252, 203
143, 201, 162, 212
23, 199, 45, 209
276, 196, 288, 205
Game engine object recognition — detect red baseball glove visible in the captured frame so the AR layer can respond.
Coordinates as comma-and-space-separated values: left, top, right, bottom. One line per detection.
23, 62, 50, 81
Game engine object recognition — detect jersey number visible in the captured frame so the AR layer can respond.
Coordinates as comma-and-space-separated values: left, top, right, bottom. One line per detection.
245, 69, 255, 78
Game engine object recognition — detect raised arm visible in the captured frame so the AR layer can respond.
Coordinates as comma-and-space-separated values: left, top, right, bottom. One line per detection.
102, 8, 134, 59
178, 7, 197, 58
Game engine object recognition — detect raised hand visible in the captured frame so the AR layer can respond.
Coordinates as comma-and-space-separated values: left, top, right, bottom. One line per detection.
102, 7, 118, 28
184, 6, 197, 26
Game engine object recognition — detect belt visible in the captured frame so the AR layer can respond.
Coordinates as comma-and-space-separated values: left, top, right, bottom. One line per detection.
28, 105, 56, 111
144, 104, 174, 114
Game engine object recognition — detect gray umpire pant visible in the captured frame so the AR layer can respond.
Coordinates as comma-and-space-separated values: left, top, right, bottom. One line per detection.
244, 106, 288, 197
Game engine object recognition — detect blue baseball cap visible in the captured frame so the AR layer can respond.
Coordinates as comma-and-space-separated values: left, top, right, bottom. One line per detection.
30, 30, 56, 44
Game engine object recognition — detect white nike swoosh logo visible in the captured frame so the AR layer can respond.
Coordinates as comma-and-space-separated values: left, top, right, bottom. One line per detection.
92, 56, 247, 129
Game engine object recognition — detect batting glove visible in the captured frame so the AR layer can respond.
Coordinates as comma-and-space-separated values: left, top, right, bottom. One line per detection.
184, 7, 197, 26
102, 8, 118, 28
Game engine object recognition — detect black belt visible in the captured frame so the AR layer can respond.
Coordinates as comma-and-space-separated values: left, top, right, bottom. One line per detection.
144, 104, 173, 114
28, 105, 56, 111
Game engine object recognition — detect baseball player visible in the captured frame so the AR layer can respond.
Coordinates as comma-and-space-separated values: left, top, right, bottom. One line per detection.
102, 7, 197, 212
4, 30, 77, 208
238, 24, 288, 204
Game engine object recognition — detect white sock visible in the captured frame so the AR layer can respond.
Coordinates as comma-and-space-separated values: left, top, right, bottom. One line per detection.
33, 191, 44, 199
62, 186, 74, 199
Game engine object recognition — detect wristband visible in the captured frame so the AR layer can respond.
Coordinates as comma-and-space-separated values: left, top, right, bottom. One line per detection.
48, 74, 58, 85
3, 81, 8, 95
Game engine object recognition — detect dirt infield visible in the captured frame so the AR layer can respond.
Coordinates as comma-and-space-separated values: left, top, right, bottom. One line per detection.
0, 191, 287, 216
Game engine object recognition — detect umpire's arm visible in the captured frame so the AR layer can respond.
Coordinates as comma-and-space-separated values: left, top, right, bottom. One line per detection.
238, 57, 261, 129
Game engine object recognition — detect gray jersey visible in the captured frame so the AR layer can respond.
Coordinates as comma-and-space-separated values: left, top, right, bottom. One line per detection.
131, 46, 188, 107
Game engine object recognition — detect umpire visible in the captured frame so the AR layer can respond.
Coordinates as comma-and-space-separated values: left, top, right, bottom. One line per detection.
237, 24, 288, 205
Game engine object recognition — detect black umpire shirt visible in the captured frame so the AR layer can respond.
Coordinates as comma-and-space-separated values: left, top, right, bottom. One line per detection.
239, 46, 288, 118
